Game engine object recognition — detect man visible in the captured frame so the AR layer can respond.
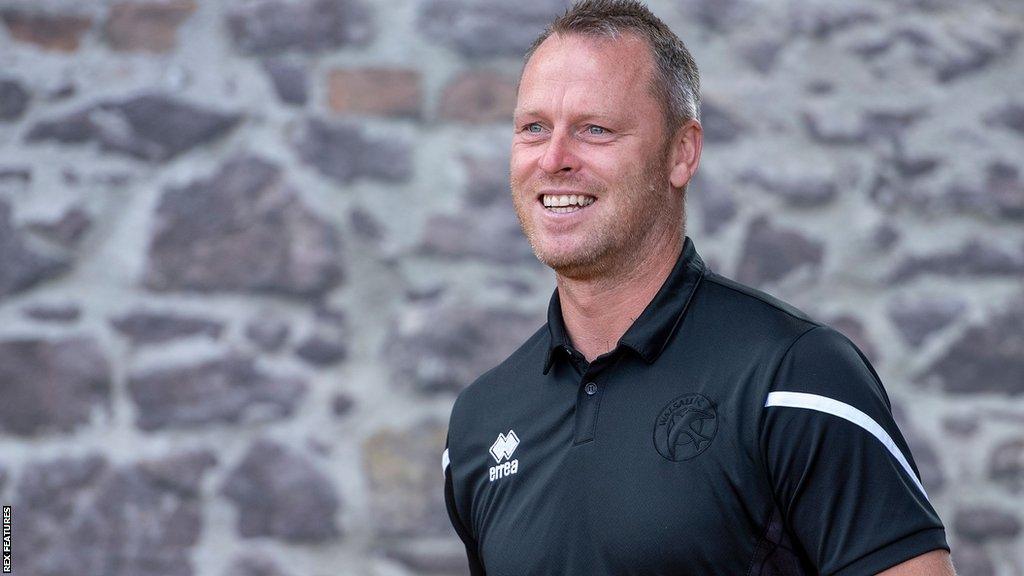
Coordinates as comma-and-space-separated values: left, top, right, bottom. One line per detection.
442, 1, 955, 574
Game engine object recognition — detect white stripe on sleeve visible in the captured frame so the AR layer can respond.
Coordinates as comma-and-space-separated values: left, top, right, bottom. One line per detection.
765, 391, 929, 501
442, 448, 450, 475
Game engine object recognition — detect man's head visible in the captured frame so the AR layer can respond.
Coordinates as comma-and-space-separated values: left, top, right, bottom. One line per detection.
510, 0, 703, 280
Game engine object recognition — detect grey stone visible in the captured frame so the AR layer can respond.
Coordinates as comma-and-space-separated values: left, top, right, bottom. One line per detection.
137, 450, 218, 497
25, 93, 241, 161
226, 0, 372, 55
463, 153, 510, 208
14, 453, 209, 576
738, 169, 838, 208
221, 438, 341, 543
738, 38, 784, 74
735, 216, 824, 286
989, 438, 1024, 493
788, 5, 879, 40
676, 0, 757, 33
245, 315, 291, 352
984, 101, 1024, 137
292, 118, 413, 184
949, 543, 996, 576
0, 337, 111, 436
417, 204, 536, 264
691, 171, 737, 236
892, 405, 946, 495
144, 155, 344, 297
25, 206, 92, 248
954, 507, 1021, 542
889, 240, 1024, 284
887, 295, 967, 347
295, 332, 348, 366
127, 354, 307, 430
385, 299, 542, 394
363, 420, 449, 536
332, 394, 354, 417
418, 0, 566, 58
932, 30, 1020, 83
0, 78, 30, 120
349, 207, 384, 241
223, 553, 294, 576
0, 200, 73, 300
111, 310, 224, 346
945, 161, 1024, 220
22, 302, 82, 323
261, 58, 308, 105
917, 302, 1024, 395
0, 9, 92, 52
701, 101, 746, 144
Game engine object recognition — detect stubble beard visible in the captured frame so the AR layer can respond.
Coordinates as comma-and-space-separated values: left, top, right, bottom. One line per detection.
511, 150, 676, 281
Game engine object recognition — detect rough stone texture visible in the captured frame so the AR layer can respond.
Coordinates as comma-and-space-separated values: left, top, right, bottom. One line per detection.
418, 0, 567, 58
735, 216, 824, 285
328, 68, 422, 118
917, 301, 1024, 395
363, 420, 449, 537
103, 0, 197, 53
887, 294, 967, 347
438, 70, 517, 123
990, 438, 1024, 494
0, 200, 74, 299
26, 93, 242, 162
984, 101, 1024, 137
25, 206, 92, 249
292, 118, 413, 184
261, 58, 309, 106
245, 314, 291, 352
0, 337, 111, 436
954, 507, 1021, 543
889, 240, 1024, 284
295, 331, 348, 366
22, 302, 82, 323
738, 167, 839, 208
226, 0, 373, 55
13, 452, 211, 576
1, 9, 92, 52
0, 78, 30, 121
221, 438, 341, 543
127, 354, 307, 430
144, 155, 345, 297
385, 299, 541, 394
111, 310, 224, 346
223, 553, 295, 576
418, 204, 536, 264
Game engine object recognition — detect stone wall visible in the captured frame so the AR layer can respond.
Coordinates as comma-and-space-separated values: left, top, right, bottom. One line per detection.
0, 0, 1022, 574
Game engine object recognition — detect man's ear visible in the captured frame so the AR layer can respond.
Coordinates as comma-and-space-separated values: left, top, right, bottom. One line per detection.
669, 119, 702, 189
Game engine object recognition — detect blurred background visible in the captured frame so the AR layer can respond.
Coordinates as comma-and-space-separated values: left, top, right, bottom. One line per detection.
0, 0, 1022, 574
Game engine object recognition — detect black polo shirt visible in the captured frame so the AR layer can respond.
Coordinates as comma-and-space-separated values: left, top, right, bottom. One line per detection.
443, 235, 948, 575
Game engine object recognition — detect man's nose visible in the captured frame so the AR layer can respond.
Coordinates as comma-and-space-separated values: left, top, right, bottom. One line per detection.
538, 130, 579, 175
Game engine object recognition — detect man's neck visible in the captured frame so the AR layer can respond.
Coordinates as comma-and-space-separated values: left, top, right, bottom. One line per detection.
556, 232, 683, 363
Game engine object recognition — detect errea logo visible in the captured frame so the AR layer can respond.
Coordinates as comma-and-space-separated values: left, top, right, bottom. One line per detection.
488, 430, 520, 482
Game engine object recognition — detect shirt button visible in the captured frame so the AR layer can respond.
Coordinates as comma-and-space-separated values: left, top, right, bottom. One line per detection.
585, 382, 598, 395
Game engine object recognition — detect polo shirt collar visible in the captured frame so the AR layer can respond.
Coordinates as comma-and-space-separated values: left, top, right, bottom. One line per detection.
542, 235, 707, 375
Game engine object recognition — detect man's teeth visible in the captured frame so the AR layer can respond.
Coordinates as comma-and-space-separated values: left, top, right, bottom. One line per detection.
541, 194, 596, 208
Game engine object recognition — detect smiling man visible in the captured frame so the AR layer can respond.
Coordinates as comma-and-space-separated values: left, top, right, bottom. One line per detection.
442, 1, 955, 574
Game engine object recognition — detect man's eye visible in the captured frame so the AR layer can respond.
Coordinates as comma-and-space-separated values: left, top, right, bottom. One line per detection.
525, 123, 543, 133
587, 125, 607, 135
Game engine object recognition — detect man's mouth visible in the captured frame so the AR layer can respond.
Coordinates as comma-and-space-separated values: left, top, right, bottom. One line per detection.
540, 194, 597, 214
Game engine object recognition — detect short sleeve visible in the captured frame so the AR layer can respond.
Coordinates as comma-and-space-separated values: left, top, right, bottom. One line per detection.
759, 326, 949, 575
444, 434, 486, 576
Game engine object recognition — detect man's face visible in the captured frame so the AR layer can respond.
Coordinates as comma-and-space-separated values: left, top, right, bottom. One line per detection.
511, 33, 679, 280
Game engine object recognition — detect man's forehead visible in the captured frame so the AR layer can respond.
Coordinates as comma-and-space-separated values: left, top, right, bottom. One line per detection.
516, 33, 656, 107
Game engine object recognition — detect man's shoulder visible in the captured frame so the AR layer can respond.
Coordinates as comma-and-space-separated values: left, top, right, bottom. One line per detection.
701, 269, 819, 328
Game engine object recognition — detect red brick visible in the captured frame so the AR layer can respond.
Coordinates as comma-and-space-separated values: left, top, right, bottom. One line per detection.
103, 0, 196, 53
438, 70, 516, 123
327, 68, 421, 118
